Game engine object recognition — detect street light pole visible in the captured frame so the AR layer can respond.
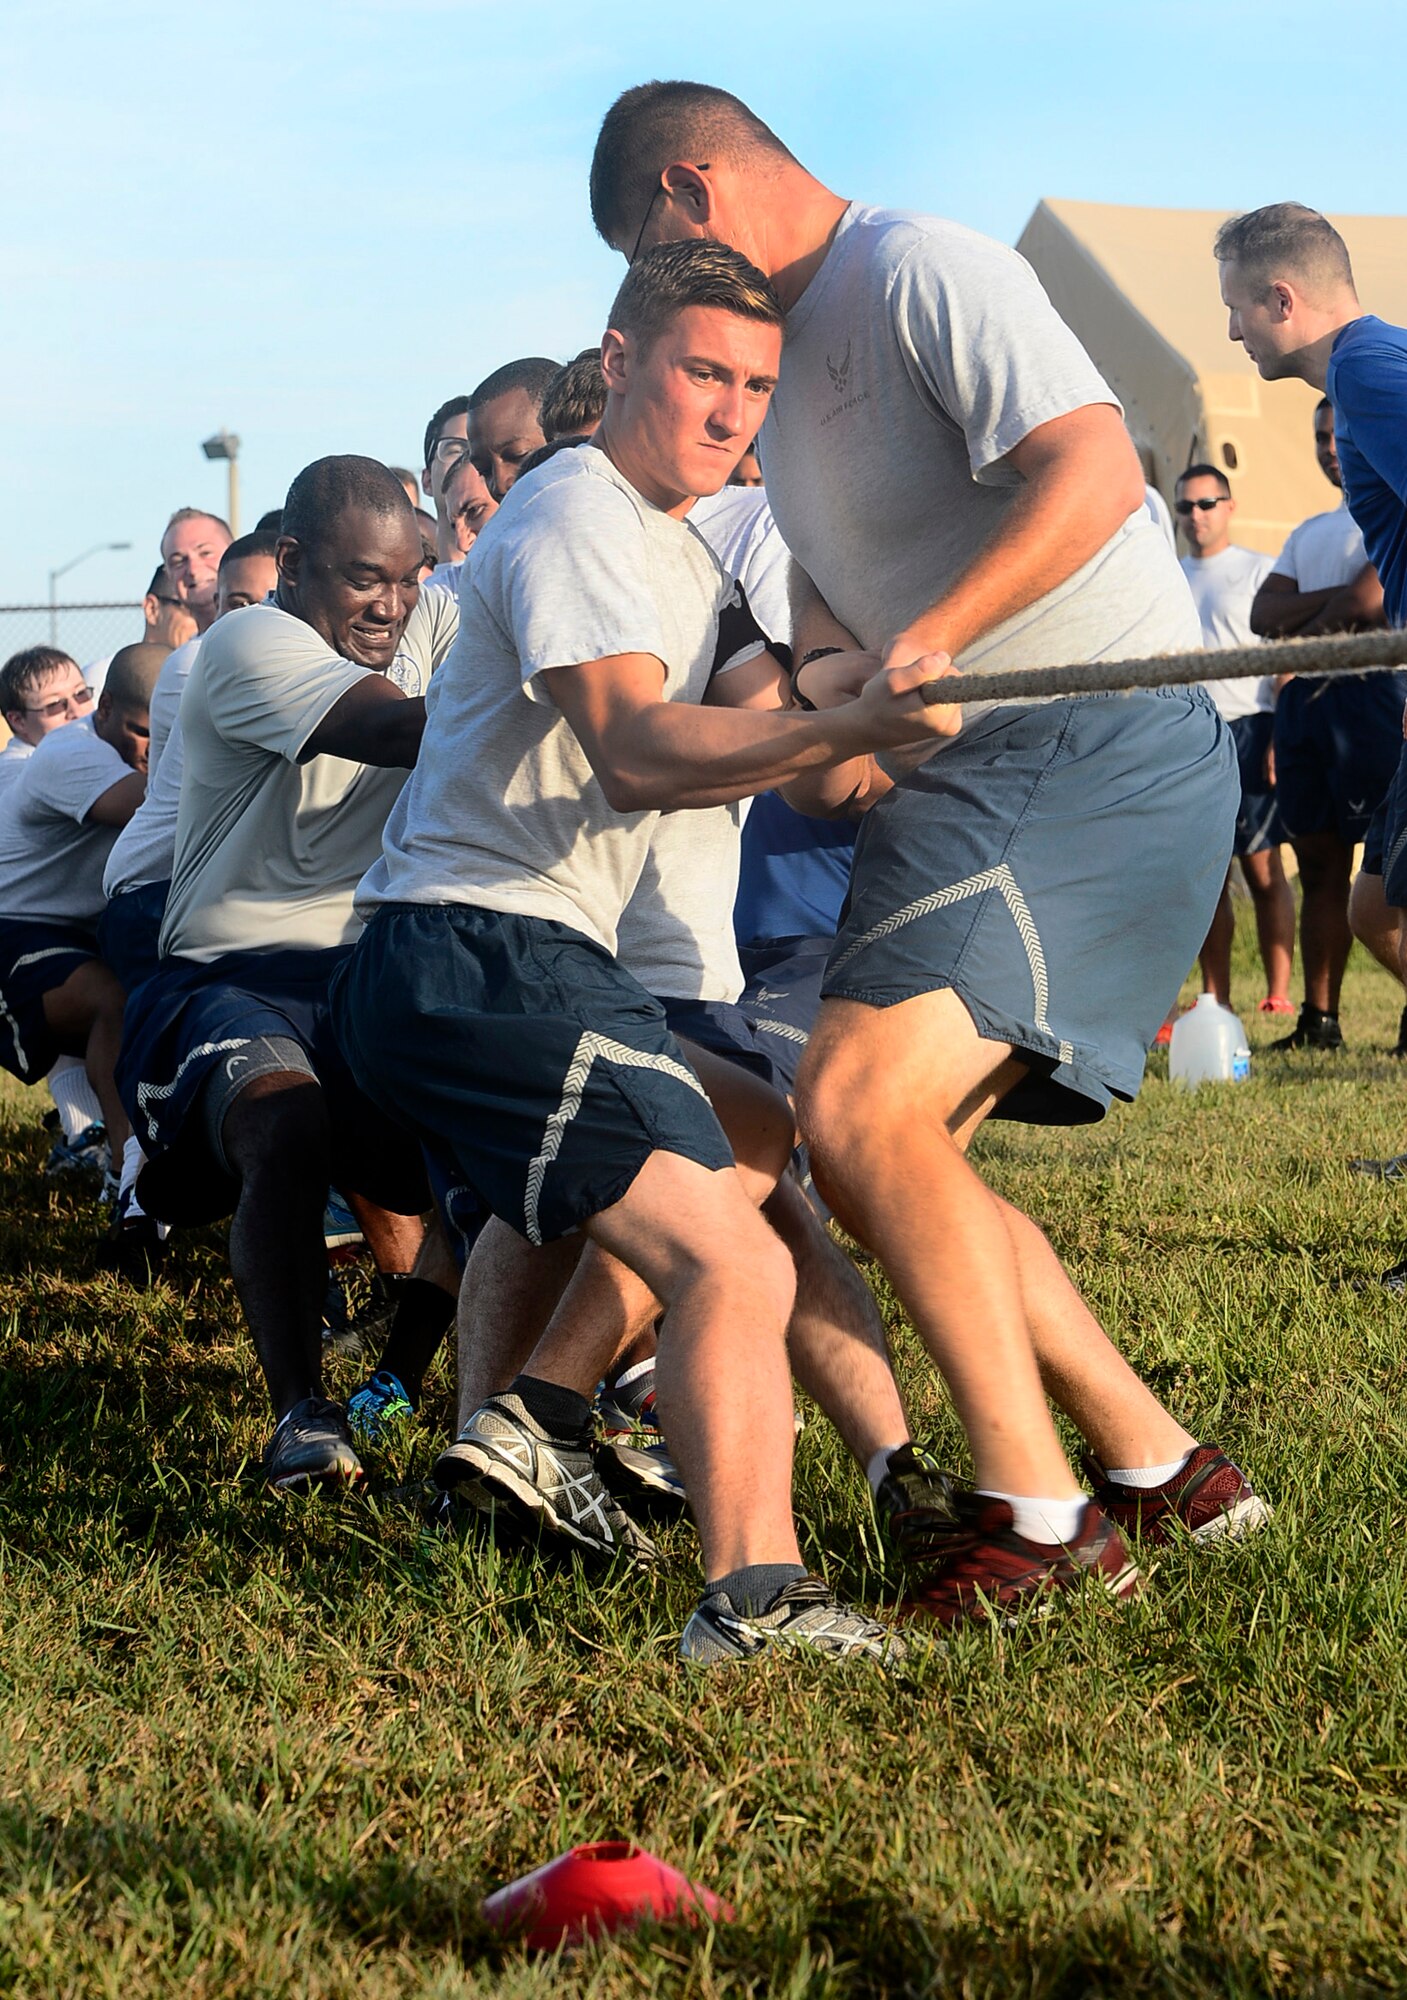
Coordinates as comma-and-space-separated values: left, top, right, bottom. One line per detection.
201, 429, 241, 536
46, 541, 133, 646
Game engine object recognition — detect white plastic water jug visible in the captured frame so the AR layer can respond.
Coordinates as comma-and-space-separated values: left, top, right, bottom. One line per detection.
1168, 992, 1252, 1085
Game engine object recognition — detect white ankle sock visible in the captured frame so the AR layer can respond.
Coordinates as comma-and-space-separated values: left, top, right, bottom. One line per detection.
866, 1444, 910, 1496
979, 1490, 1087, 1544
48, 1058, 102, 1141
1103, 1449, 1195, 1488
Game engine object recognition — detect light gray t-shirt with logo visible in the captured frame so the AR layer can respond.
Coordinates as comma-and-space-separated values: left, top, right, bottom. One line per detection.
760, 203, 1200, 709
0, 718, 132, 927
162, 590, 458, 963
358, 447, 743, 958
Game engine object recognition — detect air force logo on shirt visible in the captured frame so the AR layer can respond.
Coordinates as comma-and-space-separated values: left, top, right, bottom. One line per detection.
386, 652, 425, 696
820, 338, 869, 430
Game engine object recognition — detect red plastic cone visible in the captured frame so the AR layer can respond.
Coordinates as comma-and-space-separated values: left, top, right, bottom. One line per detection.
482, 1840, 732, 1951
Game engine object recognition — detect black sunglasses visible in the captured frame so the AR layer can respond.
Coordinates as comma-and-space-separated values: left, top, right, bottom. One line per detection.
1174, 496, 1228, 514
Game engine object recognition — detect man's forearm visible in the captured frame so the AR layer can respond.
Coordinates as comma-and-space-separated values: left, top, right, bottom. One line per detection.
602, 700, 896, 813
1251, 586, 1334, 637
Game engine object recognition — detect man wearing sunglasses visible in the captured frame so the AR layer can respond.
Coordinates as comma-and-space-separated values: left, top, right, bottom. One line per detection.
1175, 466, 1293, 1018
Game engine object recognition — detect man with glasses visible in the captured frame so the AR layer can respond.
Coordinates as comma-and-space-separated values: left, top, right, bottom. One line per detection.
589, 82, 1265, 1628
0, 649, 96, 791
0, 643, 164, 1233
421, 395, 473, 566
1175, 464, 1293, 1017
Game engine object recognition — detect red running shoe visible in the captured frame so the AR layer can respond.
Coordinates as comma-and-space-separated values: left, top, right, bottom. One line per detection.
1153, 1017, 1174, 1048
903, 1493, 1139, 1627
1257, 996, 1295, 1015
1082, 1444, 1270, 1547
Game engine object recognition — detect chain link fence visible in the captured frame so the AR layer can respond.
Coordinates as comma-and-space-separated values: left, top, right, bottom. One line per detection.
0, 603, 146, 673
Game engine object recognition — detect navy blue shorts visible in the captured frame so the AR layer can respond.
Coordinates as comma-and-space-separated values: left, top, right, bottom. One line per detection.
1273, 672, 1407, 848
97, 880, 169, 993
0, 917, 97, 1084
660, 995, 778, 1086
329, 905, 735, 1246
822, 687, 1237, 1125
116, 944, 428, 1227
738, 935, 832, 1099
1228, 711, 1283, 857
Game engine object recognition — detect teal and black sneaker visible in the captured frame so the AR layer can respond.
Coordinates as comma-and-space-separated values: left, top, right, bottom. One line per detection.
347, 1368, 416, 1448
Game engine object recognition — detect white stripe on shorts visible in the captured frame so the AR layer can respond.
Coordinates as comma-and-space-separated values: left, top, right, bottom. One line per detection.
829, 861, 1075, 1067
523, 1031, 709, 1246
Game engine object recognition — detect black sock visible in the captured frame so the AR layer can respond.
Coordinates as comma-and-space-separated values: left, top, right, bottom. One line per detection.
375, 1276, 455, 1404
510, 1372, 594, 1440
707, 1562, 808, 1616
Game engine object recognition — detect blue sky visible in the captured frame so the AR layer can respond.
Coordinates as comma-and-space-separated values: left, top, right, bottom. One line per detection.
2, 0, 1402, 607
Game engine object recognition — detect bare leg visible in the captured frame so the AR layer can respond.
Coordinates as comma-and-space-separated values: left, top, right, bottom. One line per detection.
1350, 869, 1405, 981
800, 992, 1080, 1499
343, 1191, 423, 1275
765, 1172, 910, 1465
1293, 830, 1354, 1014
220, 1073, 332, 1421
1239, 846, 1295, 1003
585, 1151, 800, 1577
455, 1221, 579, 1427
1197, 874, 1235, 1007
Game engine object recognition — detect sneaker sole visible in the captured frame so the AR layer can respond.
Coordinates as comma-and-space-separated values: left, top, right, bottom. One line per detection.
1186, 1493, 1272, 1543
434, 1441, 618, 1557
269, 1462, 365, 1493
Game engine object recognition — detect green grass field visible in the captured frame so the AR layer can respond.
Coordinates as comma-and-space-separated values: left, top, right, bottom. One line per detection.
3, 916, 1407, 1997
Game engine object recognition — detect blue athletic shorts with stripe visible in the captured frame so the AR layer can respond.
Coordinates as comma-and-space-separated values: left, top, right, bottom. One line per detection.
116, 943, 428, 1226
737, 935, 832, 1099
1274, 671, 1407, 848
0, 916, 96, 1084
1370, 741, 1407, 906
821, 686, 1237, 1125
1228, 712, 1283, 857
660, 995, 778, 1087
328, 905, 735, 1247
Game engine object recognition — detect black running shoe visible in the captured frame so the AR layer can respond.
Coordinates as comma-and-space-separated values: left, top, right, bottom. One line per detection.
873, 1443, 960, 1566
679, 1575, 905, 1665
95, 1190, 166, 1286
265, 1397, 364, 1490
1269, 1004, 1344, 1052
1393, 1006, 1407, 1059
1380, 1259, 1407, 1295
435, 1392, 657, 1564
1348, 1152, 1407, 1181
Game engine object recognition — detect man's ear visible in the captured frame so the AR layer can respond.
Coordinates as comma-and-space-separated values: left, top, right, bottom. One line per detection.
275, 535, 301, 589
1271, 281, 1295, 321
420, 464, 434, 498
661, 160, 714, 224
601, 327, 631, 392
94, 690, 113, 731
3, 710, 22, 736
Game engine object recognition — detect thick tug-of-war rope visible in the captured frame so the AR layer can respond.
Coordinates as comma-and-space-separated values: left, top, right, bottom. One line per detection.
919, 626, 1407, 708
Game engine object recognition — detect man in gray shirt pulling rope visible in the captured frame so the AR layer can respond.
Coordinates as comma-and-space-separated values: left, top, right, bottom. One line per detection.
592, 80, 1271, 1625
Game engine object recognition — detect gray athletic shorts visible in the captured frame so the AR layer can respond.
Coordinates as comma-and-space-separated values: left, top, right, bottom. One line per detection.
822, 686, 1236, 1124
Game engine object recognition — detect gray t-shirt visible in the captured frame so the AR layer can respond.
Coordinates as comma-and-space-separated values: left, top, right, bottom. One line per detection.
102, 633, 202, 899
0, 737, 34, 798
1179, 546, 1274, 721
358, 447, 739, 957
162, 590, 458, 963
611, 487, 788, 1003
0, 718, 132, 927
1274, 502, 1369, 592
760, 203, 1200, 702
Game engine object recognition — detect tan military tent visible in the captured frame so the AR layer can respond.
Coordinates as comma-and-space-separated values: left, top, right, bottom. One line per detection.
1016, 200, 1407, 557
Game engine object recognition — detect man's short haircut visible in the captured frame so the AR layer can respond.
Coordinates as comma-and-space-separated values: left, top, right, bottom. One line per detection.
219, 530, 280, 571
281, 456, 414, 556
162, 505, 232, 542
255, 507, 284, 532
1213, 203, 1355, 299
1314, 395, 1333, 419
590, 80, 795, 245
423, 394, 470, 469
540, 350, 608, 440
0, 646, 79, 714
467, 358, 562, 416
1176, 463, 1232, 498
607, 239, 783, 360
103, 642, 168, 711
145, 564, 168, 597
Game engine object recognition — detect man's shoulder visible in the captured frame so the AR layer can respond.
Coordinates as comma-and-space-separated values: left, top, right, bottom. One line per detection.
196, 602, 328, 683
154, 633, 203, 695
